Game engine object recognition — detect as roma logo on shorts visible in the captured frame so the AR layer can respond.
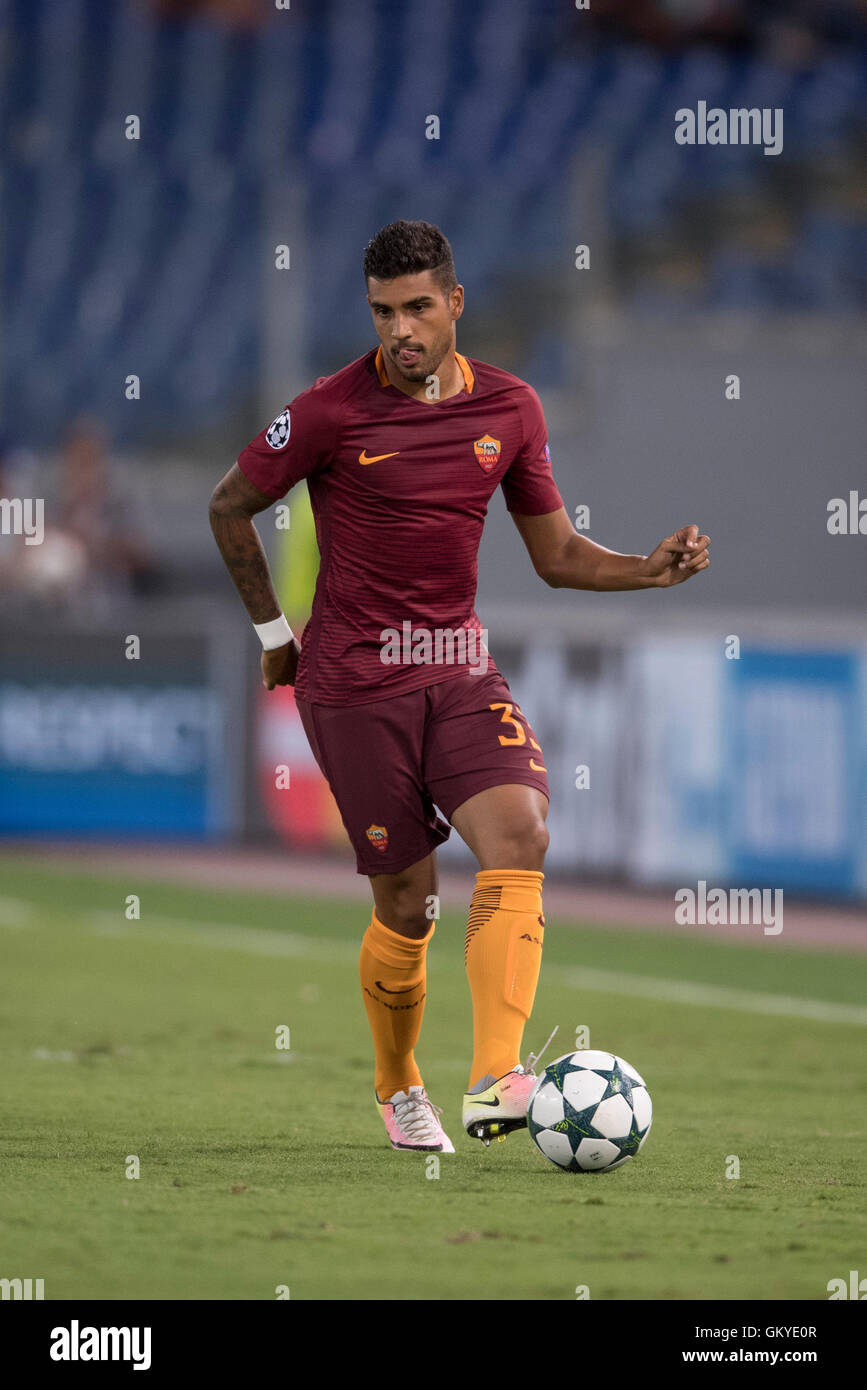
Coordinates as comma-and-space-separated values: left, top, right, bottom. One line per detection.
473, 434, 501, 473
365, 824, 389, 854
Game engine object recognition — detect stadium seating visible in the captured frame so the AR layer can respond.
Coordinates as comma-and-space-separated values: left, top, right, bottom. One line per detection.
2, 0, 866, 443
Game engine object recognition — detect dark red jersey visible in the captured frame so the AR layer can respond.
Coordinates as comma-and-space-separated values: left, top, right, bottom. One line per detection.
237, 346, 563, 705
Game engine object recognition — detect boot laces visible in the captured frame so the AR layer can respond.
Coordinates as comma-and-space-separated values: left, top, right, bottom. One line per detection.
522, 1024, 560, 1078
392, 1086, 442, 1141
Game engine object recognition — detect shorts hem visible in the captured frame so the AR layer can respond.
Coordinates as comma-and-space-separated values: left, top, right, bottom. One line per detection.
355, 830, 450, 877
434, 771, 550, 824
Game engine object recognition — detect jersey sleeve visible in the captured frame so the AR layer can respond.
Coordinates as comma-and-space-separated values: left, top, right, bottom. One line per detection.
236, 378, 337, 501
500, 385, 564, 516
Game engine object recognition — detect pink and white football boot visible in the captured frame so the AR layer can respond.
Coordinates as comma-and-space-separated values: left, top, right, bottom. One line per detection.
376, 1085, 455, 1153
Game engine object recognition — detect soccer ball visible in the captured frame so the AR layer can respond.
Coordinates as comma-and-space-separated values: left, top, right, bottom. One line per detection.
527, 1050, 652, 1173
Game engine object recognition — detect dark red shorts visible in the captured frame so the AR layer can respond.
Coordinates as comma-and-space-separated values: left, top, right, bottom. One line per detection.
296, 669, 549, 875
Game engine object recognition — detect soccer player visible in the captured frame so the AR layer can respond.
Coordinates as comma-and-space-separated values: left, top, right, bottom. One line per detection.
209, 220, 709, 1153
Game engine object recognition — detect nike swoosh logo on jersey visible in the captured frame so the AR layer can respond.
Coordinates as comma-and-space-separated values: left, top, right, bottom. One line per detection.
375, 980, 418, 995
529, 758, 547, 772
358, 450, 400, 465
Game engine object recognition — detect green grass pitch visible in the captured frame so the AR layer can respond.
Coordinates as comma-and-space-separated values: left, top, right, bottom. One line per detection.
0, 859, 865, 1300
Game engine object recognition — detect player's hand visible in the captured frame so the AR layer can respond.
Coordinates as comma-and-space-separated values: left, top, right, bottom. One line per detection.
261, 638, 301, 689
642, 524, 710, 587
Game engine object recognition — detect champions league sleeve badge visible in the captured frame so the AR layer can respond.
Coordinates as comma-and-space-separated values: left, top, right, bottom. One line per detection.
265, 408, 291, 449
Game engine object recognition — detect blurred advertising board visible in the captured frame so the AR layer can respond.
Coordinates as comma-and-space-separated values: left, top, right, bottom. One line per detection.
725, 649, 862, 896
244, 620, 867, 900
254, 682, 347, 854
0, 626, 244, 838
466, 632, 866, 900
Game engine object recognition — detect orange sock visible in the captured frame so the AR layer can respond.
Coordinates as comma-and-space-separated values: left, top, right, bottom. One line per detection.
359, 909, 434, 1102
465, 869, 545, 1090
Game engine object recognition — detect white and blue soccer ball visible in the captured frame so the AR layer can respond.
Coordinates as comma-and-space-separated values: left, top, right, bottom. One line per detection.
527, 1050, 652, 1173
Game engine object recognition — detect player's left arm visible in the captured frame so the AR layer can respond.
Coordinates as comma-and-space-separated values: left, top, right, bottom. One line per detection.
511, 507, 710, 590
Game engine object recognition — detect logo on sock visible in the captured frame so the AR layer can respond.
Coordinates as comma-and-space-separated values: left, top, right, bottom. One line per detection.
375, 981, 418, 995
364, 986, 424, 1012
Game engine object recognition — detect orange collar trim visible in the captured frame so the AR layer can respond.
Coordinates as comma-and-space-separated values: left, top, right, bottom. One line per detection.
374, 345, 475, 394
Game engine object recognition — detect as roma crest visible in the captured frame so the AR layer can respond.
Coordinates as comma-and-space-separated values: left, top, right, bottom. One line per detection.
473, 434, 501, 473
365, 824, 389, 854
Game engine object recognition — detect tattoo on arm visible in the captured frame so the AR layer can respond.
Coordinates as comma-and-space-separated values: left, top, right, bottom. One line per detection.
208, 465, 283, 623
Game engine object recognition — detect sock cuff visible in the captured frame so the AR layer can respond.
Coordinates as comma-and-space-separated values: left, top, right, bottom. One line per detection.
472, 868, 544, 914
364, 909, 434, 969
474, 869, 544, 888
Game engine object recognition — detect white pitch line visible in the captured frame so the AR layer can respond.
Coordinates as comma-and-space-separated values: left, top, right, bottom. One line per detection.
85, 911, 867, 1028
88, 913, 357, 965
549, 965, 867, 1027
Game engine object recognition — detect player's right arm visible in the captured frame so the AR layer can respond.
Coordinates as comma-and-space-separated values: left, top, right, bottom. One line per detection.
208, 463, 300, 688
212, 384, 337, 687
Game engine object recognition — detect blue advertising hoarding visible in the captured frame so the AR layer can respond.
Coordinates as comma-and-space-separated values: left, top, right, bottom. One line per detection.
0, 629, 239, 838
725, 649, 861, 896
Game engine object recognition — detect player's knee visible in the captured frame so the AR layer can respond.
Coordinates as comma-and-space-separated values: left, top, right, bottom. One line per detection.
535, 819, 551, 861
492, 816, 549, 870
522, 817, 550, 867
378, 902, 431, 938
374, 870, 434, 939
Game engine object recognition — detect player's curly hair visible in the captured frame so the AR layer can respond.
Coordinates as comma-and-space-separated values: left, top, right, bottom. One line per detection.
363, 220, 457, 296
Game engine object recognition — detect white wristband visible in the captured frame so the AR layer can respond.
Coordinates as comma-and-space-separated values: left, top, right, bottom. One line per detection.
254, 614, 294, 650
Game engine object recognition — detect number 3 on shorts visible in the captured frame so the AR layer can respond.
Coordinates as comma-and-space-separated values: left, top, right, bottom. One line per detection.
489, 701, 542, 752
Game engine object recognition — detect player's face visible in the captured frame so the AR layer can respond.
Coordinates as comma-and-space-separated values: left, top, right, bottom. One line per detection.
366, 271, 463, 384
